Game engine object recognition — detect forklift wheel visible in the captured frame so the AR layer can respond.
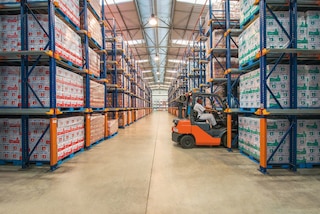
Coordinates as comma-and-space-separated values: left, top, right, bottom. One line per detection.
180, 135, 195, 149
221, 133, 227, 148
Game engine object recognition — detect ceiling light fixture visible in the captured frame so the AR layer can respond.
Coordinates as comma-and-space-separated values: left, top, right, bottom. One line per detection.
149, 13, 157, 26
154, 53, 159, 61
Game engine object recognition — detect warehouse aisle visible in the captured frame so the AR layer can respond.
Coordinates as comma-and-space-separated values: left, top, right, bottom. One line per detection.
1, 111, 320, 214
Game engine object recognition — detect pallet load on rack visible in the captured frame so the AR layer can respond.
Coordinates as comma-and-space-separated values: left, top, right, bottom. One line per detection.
238, 116, 290, 164
297, 120, 320, 165
88, 47, 101, 77
107, 119, 118, 137
87, 0, 102, 18
239, 10, 320, 67
0, 66, 84, 108
118, 111, 127, 128
0, 14, 82, 66
239, 116, 320, 166
239, 0, 259, 27
0, 116, 84, 162
239, 64, 320, 108
204, 0, 240, 35
89, 114, 105, 144
80, 6, 102, 47
85, 80, 104, 109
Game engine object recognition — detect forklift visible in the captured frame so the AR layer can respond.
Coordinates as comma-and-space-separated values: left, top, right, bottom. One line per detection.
171, 92, 237, 149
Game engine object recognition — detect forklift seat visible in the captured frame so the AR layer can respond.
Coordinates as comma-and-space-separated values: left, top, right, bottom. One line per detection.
192, 110, 206, 122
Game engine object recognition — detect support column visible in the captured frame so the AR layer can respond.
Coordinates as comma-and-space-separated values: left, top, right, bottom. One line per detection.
50, 117, 58, 170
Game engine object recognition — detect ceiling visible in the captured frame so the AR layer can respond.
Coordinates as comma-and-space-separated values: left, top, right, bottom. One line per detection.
104, 0, 209, 91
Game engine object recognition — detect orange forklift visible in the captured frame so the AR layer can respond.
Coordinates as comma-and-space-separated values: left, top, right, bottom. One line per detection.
172, 92, 237, 149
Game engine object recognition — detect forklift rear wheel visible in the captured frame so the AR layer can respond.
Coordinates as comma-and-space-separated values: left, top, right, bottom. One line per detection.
180, 135, 195, 149
221, 133, 227, 148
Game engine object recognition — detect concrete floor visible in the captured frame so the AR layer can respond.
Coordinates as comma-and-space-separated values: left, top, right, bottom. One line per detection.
1, 111, 320, 214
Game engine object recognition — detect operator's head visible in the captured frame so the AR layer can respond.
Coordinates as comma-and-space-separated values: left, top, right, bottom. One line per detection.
197, 97, 203, 104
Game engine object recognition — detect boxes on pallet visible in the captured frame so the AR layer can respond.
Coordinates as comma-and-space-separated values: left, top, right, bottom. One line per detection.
0, 118, 21, 160
238, 117, 290, 164
0, 117, 84, 162
18, 0, 81, 27
31, 66, 84, 108
118, 111, 127, 127
107, 119, 118, 136
88, 0, 102, 18
88, 47, 101, 77
297, 65, 320, 108
239, 11, 291, 66
298, 12, 308, 49
0, 14, 82, 66
239, 0, 259, 27
90, 114, 105, 143
204, 0, 240, 34
306, 11, 320, 50
239, 64, 290, 108
0, 15, 21, 52
81, 9, 102, 47
85, 80, 104, 108
206, 29, 239, 51
0, 67, 21, 107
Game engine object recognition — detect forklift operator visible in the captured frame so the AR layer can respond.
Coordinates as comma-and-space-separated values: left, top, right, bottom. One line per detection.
193, 97, 218, 128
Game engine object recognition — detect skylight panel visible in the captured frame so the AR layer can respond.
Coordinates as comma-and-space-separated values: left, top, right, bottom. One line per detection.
168, 59, 184, 63
102, 0, 133, 5
172, 39, 193, 46
127, 39, 145, 46
177, 0, 208, 5
137, 60, 149, 63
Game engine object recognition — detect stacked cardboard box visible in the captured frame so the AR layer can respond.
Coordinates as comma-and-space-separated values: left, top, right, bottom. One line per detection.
90, 114, 105, 144
239, 0, 259, 27
204, 0, 240, 34
306, 11, 320, 50
85, 80, 104, 108
107, 119, 118, 136
239, 64, 320, 108
55, 116, 85, 161
81, 9, 102, 47
206, 29, 239, 53
107, 74, 127, 88
0, 116, 84, 162
297, 120, 320, 164
0, 119, 21, 161
118, 111, 127, 127
89, 0, 102, 18
239, 11, 290, 66
239, 117, 320, 165
298, 65, 320, 108
239, 10, 320, 66
238, 117, 290, 164
0, 66, 84, 108
88, 47, 101, 77
205, 57, 239, 80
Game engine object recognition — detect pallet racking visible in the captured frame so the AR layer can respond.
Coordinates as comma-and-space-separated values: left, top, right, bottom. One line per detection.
236, 0, 320, 173
0, 0, 152, 170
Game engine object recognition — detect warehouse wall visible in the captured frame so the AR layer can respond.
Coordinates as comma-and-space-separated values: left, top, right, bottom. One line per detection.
152, 89, 168, 110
